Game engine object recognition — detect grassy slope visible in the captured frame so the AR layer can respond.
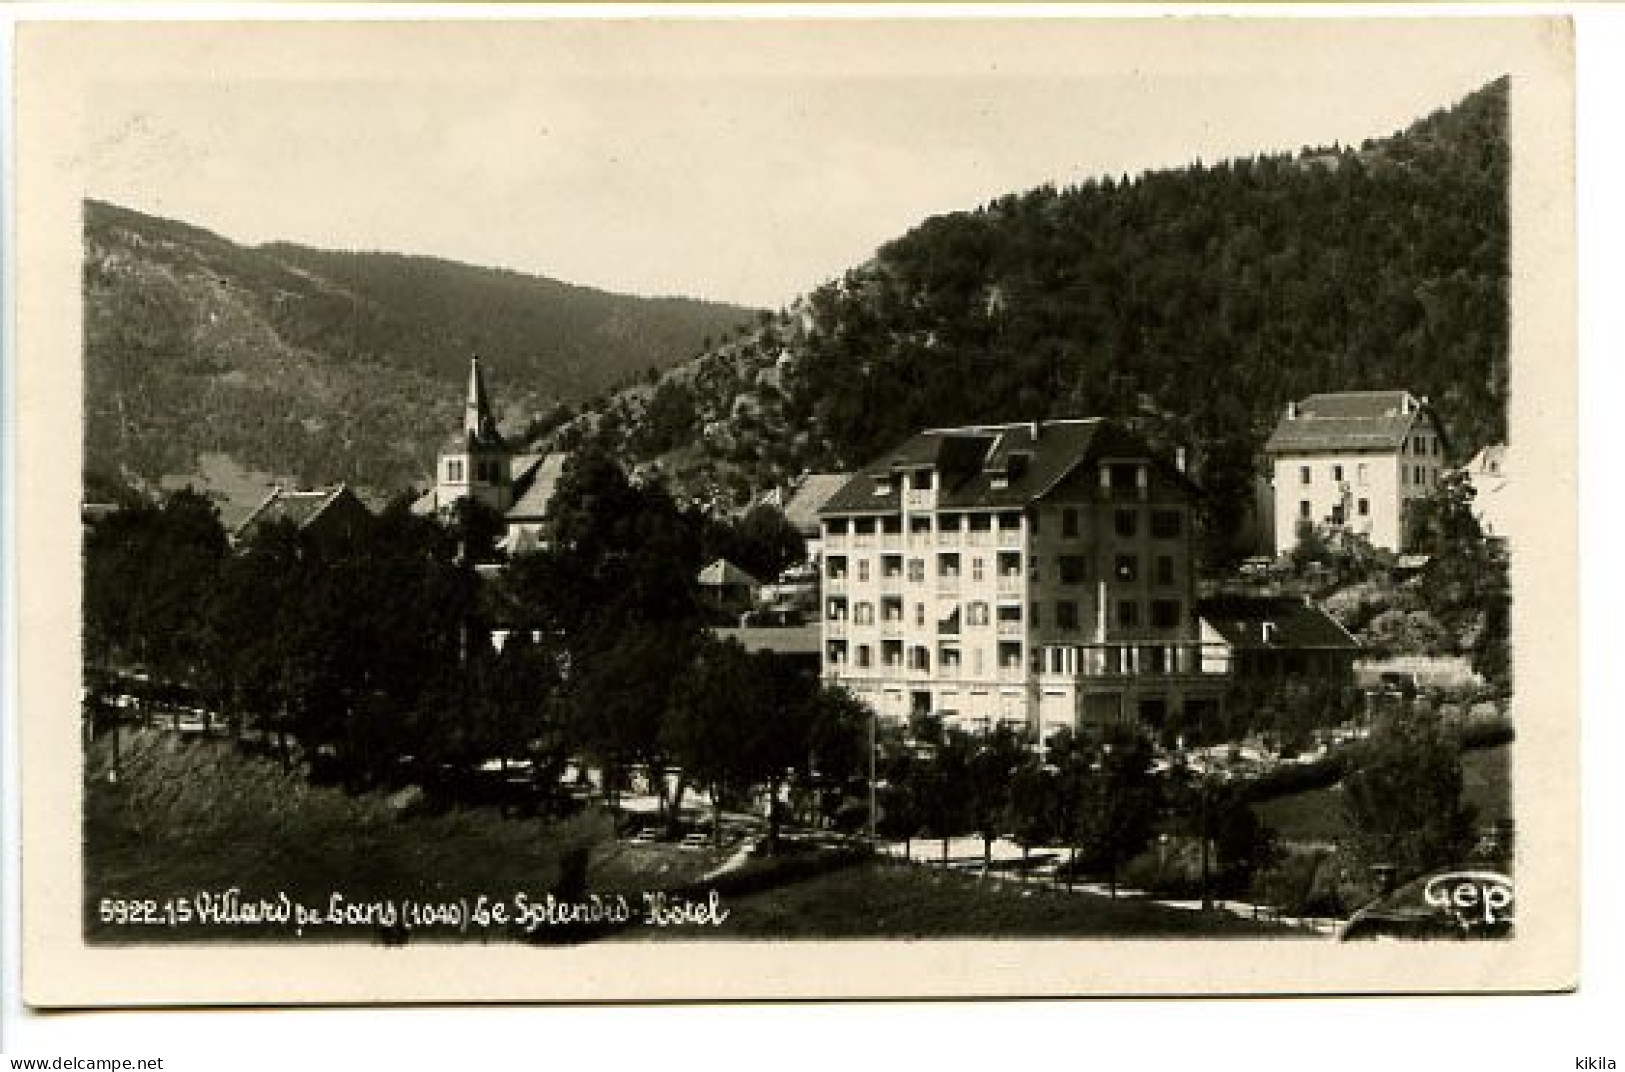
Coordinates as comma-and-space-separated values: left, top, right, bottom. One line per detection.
1255, 743, 1511, 846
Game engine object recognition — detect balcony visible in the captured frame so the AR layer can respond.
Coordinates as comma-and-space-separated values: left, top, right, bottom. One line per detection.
824, 532, 848, 550
996, 575, 1023, 597
825, 619, 848, 638
825, 575, 847, 592
881, 620, 904, 638
997, 620, 1025, 637
996, 528, 1023, 549
937, 530, 959, 547
936, 576, 961, 597
905, 489, 935, 510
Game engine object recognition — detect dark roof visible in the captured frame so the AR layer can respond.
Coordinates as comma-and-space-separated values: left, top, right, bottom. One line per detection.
233, 486, 368, 543
507, 452, 570, 522
697, 558, 761, 588
1264, 390, 1434, 455
782, 473, 851, 536
711, 625, 821, 657
1198, 595, 1360, 650
820, 419, 1194, 516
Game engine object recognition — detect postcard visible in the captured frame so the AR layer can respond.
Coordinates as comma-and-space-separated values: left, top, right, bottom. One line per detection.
12, 13, 1577, 1004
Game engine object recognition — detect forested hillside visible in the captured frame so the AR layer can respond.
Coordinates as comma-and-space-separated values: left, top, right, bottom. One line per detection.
83, 200, 755, 495
571, 78, 1508, 560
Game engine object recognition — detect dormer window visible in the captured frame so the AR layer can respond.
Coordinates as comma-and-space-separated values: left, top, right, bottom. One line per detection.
910, 469, 935, 491
874, 477, 894, 496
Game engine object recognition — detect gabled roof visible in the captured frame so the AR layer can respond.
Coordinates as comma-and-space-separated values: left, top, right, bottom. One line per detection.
1264, 390, 1434, 455
1198, 595, 1361, 650
232, 485, 368, 544
697, 558, 761, 589
507, 452, 570, 522
782, 473, 851, 535
820, 419, 1193, 515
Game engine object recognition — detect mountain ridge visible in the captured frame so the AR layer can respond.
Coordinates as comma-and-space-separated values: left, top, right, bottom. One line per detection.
83, 198, 758, 502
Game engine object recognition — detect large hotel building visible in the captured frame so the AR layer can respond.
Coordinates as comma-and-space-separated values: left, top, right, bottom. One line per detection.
817, 419, 1228, 743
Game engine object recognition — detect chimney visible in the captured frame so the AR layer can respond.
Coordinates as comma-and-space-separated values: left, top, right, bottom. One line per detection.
1175, 447, 1188, 474
1286, 401, 1299, 421
1029, 420, 1041, 441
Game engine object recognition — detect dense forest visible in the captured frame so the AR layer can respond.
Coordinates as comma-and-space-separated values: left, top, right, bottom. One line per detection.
571, 78, 1508, 561
82, 200, 755, 495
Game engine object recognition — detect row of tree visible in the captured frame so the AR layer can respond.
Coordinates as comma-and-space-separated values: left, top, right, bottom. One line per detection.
83, 451, 850, 842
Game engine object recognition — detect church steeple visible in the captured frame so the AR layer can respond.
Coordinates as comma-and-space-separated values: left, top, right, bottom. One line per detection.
463, 354, 504, 448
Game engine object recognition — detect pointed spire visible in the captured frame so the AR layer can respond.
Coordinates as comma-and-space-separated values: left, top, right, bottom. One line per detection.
463, 355, 503, 447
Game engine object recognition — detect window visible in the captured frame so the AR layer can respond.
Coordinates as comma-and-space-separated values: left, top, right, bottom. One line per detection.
910, 515, 931, 536
972, 557, 985, 582
999, 551, 1022, 577
1151, 600, 1181, 629
1028, 555, 1042, 583
967, 602, 990, 627
997, 511, 1022, 532
1415, 465, 1425, 485
882, 554, 903, 578
1115, 555, 1138, 582
1333, 464, 1344, 483
1299, 500, 1312, 519
826, 640, 847, 664
1057, 601, 1079, 631
1062, 508, 1080, 539
939, 513, 962, 533
1151, 510, 1181, 539
854, 602, 874, 625
1358, 498, 1370, 517
998, 642, 1023, 670
1115, 509, 1138, 538
1117, 600, 1140, 629
1058, 555, 1088, 585
939, 645, 961, 671
910, 469, 934, 490
907, 558, 925, 583
447, 459, 464, 482
1300, 465, 1311, 485
1357, 463, 1369, 486
1030, 603, 1042, 629
1156, 555, 1175, 585
828, 518, 848, 535
857, 560, 870, 582
1432, 438, 1441, 457
826, 597, 847, 621
882, 597, 903, 622
826, 556, 847, 579
938, 553, 960, 578
915, 603, 926, 627
1331, 504, 1345, 525
883, 640, 903, 667
856, 645, 872, 668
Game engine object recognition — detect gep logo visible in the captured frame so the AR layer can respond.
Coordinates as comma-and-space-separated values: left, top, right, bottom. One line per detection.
1423, 870, 1514, 931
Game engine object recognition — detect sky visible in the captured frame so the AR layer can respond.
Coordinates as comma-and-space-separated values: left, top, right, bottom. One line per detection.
75, 18, 1533, 308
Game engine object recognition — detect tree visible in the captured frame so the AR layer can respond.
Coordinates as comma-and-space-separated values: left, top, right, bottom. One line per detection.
1341, 707, 1477, 882
963, 723, 1029, 871
1071, 727, 1158, 898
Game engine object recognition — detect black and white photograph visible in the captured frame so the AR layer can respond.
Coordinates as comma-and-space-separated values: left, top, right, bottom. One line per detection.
8, 14, 1578, 1005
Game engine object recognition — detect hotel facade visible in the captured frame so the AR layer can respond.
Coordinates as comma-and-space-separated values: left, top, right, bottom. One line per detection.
817, 419, 1228, 743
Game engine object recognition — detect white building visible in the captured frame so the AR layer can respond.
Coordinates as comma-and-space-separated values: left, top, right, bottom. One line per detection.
1263, 390, 1447, 554
817, 419, 1228, 743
